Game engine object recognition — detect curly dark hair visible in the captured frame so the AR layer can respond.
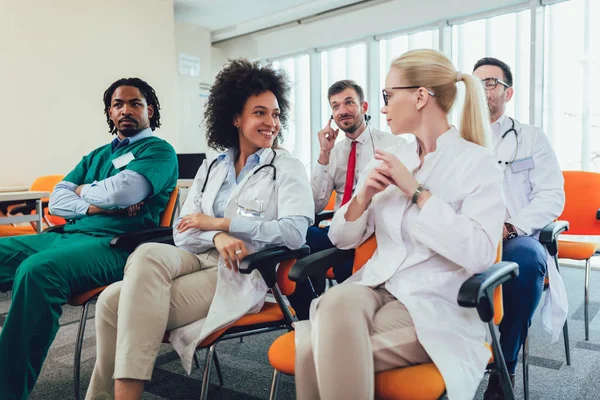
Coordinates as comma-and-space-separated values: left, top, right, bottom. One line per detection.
205, 59, 291, 151
103, 77, 161, 135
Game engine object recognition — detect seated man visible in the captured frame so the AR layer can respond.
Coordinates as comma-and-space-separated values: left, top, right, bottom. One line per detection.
308, 80, 401, 282
0, 77, 178, 400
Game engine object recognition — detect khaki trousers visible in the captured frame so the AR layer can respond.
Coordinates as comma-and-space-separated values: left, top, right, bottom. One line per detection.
86, 243, 219, 400
296, 283, 432, 400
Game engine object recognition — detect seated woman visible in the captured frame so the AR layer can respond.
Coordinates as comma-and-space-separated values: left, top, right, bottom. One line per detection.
86, 59, 315, 399
294, 49, 506, 400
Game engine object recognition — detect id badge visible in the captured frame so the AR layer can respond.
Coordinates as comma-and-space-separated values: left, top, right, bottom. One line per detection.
112, 152, 135, 169
510, 156, 534, 173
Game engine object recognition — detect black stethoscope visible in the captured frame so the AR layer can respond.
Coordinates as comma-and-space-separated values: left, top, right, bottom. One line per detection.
495, 117, 520, 165
195, 150, 278, 207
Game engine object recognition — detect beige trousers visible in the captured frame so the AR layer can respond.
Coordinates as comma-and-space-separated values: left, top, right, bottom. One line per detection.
85, 243, 219, 400
296, 283, 432, 400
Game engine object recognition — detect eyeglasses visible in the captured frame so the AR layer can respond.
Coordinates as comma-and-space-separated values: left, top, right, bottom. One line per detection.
481, 78, 510, 90
381, 86, 436, 106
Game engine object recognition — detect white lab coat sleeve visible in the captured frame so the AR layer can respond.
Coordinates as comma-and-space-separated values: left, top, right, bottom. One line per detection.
278, 156, 315, 224
412, 157, 506, 274
327, 165, 375, 249
311, 160, 335, 214
507, 129, 565, 235
173, 159, 216, 253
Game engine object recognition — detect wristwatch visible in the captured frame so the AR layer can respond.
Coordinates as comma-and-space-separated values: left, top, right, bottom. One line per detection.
411, 183, 428, 204
504, 223, 519, 241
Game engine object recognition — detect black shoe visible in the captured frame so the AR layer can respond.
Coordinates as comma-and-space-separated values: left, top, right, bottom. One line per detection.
483, 371, 515, 400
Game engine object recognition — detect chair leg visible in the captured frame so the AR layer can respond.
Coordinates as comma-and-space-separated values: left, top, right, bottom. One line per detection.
74, 302, 91, 400
269, 369, 281, 400
213, 349, 224, 386
193, 352, 201, 370
522, 334, 530, 400
585, 258, 591, 341
563, 319, 571, 365
488, 321, 515, 400
240, 337, 244, 344
200, 345, 215, 400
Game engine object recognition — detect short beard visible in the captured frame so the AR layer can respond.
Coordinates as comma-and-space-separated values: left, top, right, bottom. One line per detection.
342, 119, 362, 134
118, 126, 142, 137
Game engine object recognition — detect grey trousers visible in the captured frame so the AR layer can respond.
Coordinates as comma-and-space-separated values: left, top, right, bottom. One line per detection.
295, 283, 432, 400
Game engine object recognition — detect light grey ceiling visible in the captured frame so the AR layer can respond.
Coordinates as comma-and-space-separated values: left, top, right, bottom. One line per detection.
174, 0, 368, 42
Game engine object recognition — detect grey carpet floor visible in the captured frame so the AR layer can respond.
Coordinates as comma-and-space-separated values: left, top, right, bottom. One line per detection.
2, 263, 600, 399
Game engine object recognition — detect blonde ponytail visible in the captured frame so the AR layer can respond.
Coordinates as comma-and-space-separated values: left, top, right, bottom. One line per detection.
390, 49, 491, 147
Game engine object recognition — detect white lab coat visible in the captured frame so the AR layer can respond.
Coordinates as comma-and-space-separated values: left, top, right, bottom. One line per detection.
168, 147, 315, 373
493, 115, 567, 341
295, 128, 506, 400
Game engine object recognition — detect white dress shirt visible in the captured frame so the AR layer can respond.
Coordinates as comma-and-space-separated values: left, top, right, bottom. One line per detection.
310, 126, 403, 213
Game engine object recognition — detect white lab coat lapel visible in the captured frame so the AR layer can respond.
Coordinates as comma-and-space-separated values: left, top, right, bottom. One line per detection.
200, 162, 228, 217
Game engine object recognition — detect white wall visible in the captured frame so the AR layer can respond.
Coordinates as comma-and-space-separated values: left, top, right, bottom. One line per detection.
0, 0, 178, 187
174, 21, 213, 156
214, 0, 527, 60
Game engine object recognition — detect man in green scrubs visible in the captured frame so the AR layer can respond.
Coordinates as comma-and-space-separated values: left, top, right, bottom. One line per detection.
0, 77, 178, 399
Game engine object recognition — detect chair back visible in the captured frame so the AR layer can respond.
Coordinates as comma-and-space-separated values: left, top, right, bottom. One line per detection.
29, 175, 65, 202
159, 187, 179, 227
493, 241, 504, 326
352, 235, 378, 274
560, 171, 600, 236
324, 191, 336, 211
30, 175, 66, 226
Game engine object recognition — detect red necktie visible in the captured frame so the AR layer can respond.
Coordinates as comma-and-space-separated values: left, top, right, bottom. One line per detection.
341, 141, 357, 206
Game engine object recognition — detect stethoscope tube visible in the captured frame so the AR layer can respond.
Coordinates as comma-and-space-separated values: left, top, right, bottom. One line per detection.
495, 117, 519, 165
200, 150, 277, 195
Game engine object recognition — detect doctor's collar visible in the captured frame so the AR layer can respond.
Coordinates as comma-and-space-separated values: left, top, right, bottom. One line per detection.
220, 147, 267, 164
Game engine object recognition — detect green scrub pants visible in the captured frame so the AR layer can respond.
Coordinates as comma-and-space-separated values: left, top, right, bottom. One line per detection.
0, 232, 129, 400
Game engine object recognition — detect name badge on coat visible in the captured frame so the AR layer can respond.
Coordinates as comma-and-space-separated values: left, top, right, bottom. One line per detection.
112, 152, 135, 169
510, 156, 534, 173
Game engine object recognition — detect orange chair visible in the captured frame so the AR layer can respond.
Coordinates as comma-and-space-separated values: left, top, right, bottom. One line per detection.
62, 187, 180, 400
540, 171, 600, 341
268, 238, 519, 400
0, 175, 66, 236
159, 244, 310, 400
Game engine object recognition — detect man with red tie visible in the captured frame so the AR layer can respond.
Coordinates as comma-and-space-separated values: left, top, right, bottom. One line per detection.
308, 80, 401, 282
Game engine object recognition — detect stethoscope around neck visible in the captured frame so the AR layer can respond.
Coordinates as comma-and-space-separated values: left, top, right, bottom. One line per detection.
495, 117, 520, 165
198, 149, 278, 200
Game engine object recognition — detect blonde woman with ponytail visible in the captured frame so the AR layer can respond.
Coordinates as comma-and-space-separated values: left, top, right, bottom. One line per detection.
294, 49, 506, 400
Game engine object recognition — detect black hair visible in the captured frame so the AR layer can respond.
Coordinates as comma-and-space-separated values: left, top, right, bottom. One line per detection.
327, 79, 365, 104
473, 57, 513, 87
205, 59, 291, 151
103, 77, 161, 134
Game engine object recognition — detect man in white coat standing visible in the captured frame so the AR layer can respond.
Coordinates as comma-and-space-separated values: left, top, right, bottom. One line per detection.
473, 57, 567, 400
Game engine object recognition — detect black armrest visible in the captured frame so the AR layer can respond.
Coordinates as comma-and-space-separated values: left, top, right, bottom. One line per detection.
239, 245, 311, 288
110, 227, 174, 252
539, 221, 569, 256
458, 261, 519, 323
288, 247, 355, 283
9, 201, 48, 216
314, 211, 335, 226
43, 224, 65, 234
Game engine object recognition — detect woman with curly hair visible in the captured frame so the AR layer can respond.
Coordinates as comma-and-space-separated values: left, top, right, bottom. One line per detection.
86, 59, 315, 399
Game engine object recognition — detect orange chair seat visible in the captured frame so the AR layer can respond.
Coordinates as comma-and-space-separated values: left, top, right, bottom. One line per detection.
269, 331, 448, 400
68, 286, 109, 306
163, 302, 295, 348
558, 240, 598, 261
0, 225, 35, 237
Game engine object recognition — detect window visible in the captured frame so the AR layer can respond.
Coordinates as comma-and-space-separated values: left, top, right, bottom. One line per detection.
320, 42, 368, 131
271, 55, 311, 172
452, 10, 531, 125
543, 0, 600, 171
378, 29, 439, 130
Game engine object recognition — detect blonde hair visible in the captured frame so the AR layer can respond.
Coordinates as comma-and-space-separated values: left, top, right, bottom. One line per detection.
390, 49, 491, 147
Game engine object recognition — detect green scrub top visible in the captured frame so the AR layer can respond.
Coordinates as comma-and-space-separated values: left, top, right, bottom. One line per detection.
63, 136, 178, 236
